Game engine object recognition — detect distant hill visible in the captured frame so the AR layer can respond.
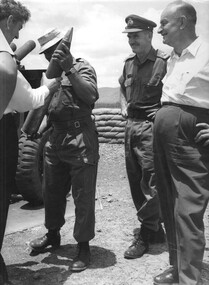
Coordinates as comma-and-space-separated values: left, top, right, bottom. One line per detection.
96, 87, 120, 108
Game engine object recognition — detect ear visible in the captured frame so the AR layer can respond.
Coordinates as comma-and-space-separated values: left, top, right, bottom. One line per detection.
6, 15, 14, 30
179, 15, 187, 30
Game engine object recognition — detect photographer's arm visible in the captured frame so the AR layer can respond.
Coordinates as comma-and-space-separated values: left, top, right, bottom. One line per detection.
0, 52, 17, 118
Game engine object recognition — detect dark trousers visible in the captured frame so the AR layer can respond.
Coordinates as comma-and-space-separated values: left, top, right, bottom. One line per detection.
125, 119, 161, 231
153, 104, 209, 285
0, 114, 18, 281
43, 118, 99, 242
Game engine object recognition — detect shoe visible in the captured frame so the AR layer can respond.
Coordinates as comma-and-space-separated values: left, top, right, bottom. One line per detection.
124, 230, 149, 259
71, 242, 91, 272
149, 224, 166, 244
0, 275, 14, 285
29, 230, 60, 252
0, 254, 9, 284
153, 267, 179, 284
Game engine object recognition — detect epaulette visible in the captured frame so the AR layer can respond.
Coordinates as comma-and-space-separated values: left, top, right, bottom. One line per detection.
157, 49, 170, 60
124, 53, 135, 62
76, 58, 85, 62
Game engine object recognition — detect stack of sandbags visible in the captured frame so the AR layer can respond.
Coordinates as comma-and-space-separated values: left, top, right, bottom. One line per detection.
93, 108, 126, 144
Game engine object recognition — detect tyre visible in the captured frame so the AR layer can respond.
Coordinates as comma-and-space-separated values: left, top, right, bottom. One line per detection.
16, 129, 50, 205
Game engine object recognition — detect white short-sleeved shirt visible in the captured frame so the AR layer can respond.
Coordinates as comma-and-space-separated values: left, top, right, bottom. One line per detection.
0, 29, 49, 114
161, 37, 209, 109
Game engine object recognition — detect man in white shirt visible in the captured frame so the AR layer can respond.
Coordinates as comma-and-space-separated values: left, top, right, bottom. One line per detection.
0, 1, 60, 284
153, 1, 209, 285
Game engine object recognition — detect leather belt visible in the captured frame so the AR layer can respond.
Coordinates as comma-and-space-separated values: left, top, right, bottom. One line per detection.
51, 117, 92, 130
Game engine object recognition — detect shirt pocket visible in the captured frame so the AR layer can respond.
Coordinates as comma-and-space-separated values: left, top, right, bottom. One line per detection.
144, 74, 162, 102
124, 76, 134, 102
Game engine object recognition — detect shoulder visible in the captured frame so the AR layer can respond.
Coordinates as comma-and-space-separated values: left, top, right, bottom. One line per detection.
74, 57, 97, 74
156, 49, 170, 60
124, 53, 135, 62
75, 57, 94, 69
75, 57, 90, 65
0, 52, 17, 75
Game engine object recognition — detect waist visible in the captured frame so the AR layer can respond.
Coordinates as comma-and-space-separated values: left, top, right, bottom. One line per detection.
162, 102, 209, 115
51, 116, 93, 130
127, 108, 154, 121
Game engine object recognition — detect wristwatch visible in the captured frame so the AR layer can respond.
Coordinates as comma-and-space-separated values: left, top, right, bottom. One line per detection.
65, 67, 77, 76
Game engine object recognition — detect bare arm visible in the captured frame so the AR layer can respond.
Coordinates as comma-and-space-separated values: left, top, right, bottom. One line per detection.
0, 52, 17, 118
120, 87, 128, 119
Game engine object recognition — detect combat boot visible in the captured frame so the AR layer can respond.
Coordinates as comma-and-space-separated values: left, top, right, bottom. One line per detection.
124, 226, 149, 259
71, 242, 91, 272
29, 229, 61, 252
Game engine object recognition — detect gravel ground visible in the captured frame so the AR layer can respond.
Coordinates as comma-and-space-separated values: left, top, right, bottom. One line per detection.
3, 143, 209, 285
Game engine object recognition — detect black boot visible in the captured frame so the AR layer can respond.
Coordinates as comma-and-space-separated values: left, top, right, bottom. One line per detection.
124, 229, 149, 259
71, 242, 91, 272
0, 254, 9, 284
29, 230, 61, 252
153, 266, 179, 284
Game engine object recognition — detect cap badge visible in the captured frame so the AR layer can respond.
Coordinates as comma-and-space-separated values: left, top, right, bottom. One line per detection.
127, 18, 134, 26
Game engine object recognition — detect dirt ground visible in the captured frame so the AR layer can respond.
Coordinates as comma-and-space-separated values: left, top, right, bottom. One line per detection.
3, 143, 209, 285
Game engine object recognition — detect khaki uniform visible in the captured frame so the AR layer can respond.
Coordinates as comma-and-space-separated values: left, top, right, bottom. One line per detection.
43, 58, 99, 242
119, 48, 168, 231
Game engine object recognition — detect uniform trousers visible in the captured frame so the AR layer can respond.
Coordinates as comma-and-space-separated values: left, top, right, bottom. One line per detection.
125, 118, 161, 231
153, 104, 209, 285
43, 118, 99, 242
0, 114, 18, 281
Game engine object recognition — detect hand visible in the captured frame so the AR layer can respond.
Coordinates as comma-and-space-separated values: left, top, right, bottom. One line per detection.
29, 132, 42, 140
147, 109, 158, 121
41, 73, 62, 94
121, 108, 128, 119
195, 123, 209, 146
52, 42, 73, 72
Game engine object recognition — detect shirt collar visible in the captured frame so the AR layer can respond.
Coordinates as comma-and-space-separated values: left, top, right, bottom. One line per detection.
171, 37, 201, 59
0, 29, 14, 55
135, 47, 156, 64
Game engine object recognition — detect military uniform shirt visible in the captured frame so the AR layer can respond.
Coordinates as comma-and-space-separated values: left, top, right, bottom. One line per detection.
119, 47, 167, 113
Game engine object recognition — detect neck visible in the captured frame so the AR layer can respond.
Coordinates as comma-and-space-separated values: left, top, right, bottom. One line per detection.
136, 47, 151, 63
174, 33, 197, 56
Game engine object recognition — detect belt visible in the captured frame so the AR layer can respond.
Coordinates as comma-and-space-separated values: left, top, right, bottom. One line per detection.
127, 109, 152, 121
162, 102, 209, 115
51, 117, 92, 130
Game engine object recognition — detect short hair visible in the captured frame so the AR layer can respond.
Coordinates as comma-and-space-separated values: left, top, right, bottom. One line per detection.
0, 0, 31, 23
169, 1, 197, 25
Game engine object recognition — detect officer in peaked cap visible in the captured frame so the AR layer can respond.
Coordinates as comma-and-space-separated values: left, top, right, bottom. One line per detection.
123, 14, 157, 33
119, 13, 168, 260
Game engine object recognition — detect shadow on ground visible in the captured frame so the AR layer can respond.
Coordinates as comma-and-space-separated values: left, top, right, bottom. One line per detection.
7, 244, 117, 285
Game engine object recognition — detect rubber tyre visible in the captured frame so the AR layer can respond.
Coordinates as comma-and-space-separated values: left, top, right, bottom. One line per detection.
16, 130, 50, 205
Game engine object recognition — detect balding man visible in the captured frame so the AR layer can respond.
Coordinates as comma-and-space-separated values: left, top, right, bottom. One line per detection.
153, 1, 209, 284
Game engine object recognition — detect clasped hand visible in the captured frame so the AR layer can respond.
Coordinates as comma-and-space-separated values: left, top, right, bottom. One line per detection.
52, 42, 73, 72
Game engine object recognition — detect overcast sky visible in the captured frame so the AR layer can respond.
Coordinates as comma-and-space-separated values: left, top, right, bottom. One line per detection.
16, 0, 209, 88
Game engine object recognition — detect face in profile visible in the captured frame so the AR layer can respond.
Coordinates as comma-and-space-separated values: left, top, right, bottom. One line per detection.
43, 42, 59, 62
158, 6, 182, 47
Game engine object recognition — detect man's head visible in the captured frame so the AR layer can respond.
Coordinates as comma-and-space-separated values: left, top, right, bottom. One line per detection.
38, 28, 64, 62
123, 15, 156, 56
158, 0, 197, 48
0, 0, 31, 43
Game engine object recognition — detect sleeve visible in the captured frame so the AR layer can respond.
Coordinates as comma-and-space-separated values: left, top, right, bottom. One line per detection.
4, 71, 49, 114
118, 65, 126, 91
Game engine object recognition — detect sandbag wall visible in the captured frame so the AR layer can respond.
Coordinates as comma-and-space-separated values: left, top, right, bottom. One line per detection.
93, 108, 126, 144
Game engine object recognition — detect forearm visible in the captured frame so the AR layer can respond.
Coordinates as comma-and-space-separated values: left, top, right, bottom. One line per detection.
66, 71, 98, 105
120, 87, 127, 110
